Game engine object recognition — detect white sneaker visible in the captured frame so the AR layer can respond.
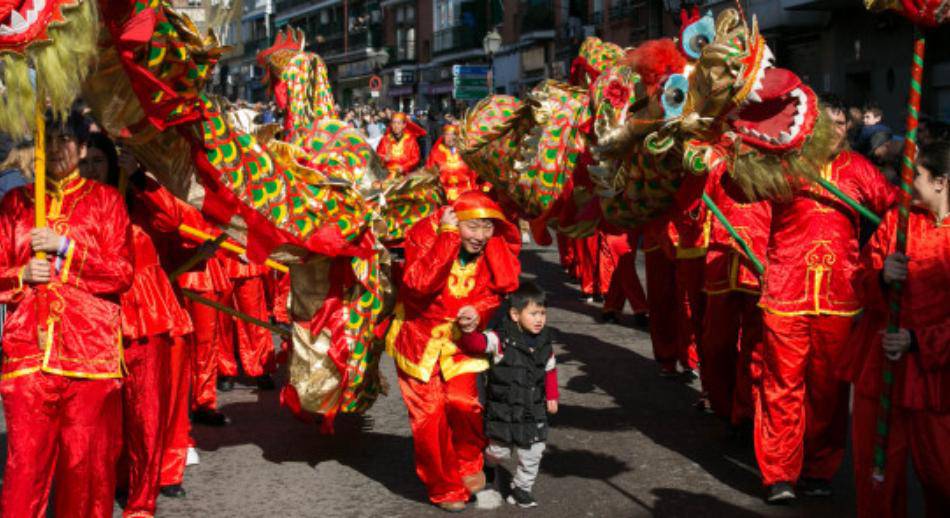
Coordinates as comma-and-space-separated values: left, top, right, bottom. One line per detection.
186, 446, 201, 466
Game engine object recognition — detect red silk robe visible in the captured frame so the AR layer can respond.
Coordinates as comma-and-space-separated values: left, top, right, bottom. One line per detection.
701, 170, 771, 425
844, 207, 950, 518
669, 207, 710, 371
754, 150, 897, 486
0, 174, 133, 518
426, 140, 478, 202
386, 208, 520, 504
376, 132, 421, 178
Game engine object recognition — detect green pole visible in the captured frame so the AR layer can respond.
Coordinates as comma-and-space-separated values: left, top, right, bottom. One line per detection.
814, 176, 882, 226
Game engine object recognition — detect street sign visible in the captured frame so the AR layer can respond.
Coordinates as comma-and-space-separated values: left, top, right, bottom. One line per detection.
452, 65, 489, 77
453, 87, 490, 101
369, 75, 383, 92
453, 77, 488, 88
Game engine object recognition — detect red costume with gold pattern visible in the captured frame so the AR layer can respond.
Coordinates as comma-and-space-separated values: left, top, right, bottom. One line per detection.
843, 207, 950, 518
376, 113, 425, 178
755, 150, 896, 486
0, 174, 133, 517
701, 169, 771, 425
386, 191, 520, 504
426, 125, 479, 202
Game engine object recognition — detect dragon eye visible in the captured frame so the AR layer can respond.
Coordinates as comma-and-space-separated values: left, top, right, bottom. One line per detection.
681, 12, 715, 60
661, 74, 689, 119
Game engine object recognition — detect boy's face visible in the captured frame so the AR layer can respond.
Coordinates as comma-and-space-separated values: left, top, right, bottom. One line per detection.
510, 301, 546, 335
863, 111, 881, 126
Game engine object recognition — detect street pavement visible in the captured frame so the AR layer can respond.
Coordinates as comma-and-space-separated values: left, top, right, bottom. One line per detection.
0, 245, 923, 516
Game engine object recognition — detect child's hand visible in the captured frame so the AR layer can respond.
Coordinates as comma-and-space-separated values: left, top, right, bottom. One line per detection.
883, 252, 909, 284
881, 328, 912, 361
456, 305, 479, 333
546, 400, 558, 414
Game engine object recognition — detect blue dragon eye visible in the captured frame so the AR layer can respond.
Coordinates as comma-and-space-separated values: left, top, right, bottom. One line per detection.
661, 74, 689, 119
681, 12, 715, 60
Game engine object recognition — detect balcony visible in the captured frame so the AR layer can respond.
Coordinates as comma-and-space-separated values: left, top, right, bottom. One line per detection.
433, 26, 480, 55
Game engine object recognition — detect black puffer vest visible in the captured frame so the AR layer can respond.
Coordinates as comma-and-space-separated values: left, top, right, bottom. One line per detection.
484, 318, 553, 448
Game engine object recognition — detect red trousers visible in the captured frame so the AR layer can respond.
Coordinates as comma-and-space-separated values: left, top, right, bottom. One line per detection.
219, 277, 275, 377
674, 257, 704, 371
602, 235, 647, 315
186, 291, 228, 410
575, 234, 600, 296
700, 291, 762, 424
160, 336, 192, 487
0, 372, 122, 518
121, 339, 169, 518
852, 394, 950, 518
645, 249, 678, 369
398, 370, 486, 504
755, 313, 852, 485
557, 234, 576, 271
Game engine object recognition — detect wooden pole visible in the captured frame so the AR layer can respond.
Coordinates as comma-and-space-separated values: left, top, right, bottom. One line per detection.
182, 289, 291, 338
177, 224, 289, 273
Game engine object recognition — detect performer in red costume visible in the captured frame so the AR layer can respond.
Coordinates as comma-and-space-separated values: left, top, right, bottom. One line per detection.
756, 97, 897, 503
426, 123, 479, 202
600, 230, 648, 327
574, 233, 600, 301
80, 135, 193, 517
217, 255, 276, 391
556, 233, 577, 275
844, 141, 950, 518
700, 167, 771, 427
386, 191, 520, 512
376, 112, 425, 179
669, 207, 709, 378
0, 113, 133, 517
643, 226, 680, 376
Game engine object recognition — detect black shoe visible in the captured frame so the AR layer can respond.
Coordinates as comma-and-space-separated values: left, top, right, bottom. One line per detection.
193, 408, 230, 427
217, 376, 235, 392
160, 484, 187, 498
255, 374, 276, 391
507, 486, 538, 508
798, 477, 833, 497
766, 482, 796, 504
694, 392, 714, 415
600, 311, 619, 324
632, 313, 649, 329
681, 368, 699, 382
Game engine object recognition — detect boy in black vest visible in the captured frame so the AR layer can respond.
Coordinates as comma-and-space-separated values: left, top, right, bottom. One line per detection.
457, 281, 558, 508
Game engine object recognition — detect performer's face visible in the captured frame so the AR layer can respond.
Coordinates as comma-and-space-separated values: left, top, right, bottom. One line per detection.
47, 132, 85, 179
79, 146, 110, 183
444, 132, 457, 148
913, 164, 947, 212
391, 118, 406, 137
459, 218, 494, 255
509, 301, 547, 335
825, 107, 847, 153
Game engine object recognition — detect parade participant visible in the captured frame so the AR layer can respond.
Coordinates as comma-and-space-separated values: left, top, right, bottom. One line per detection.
376, 112, 425, 179
845, 141, 950, 518
643, 225, 679, 377
556, 233, 576, 276
700, 167, 771, 427
426, 123, 479, 202
600, 230, 648, 328
0, 112, 133, 517
756, 97, 897, 503
80, 134, 193, 517
217, 254, 276, 391
386, 190, 521, 511
574, 233, 600, 302
669, 207, 709, 379
458, 281, 559, 508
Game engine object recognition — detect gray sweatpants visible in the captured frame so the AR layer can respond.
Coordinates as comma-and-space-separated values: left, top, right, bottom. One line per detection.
486, 441, 546, 491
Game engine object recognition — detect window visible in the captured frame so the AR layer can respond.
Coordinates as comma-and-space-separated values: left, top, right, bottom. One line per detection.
187, 0, 201, 7
434, 0, 460, 32
397, 27, 416, 61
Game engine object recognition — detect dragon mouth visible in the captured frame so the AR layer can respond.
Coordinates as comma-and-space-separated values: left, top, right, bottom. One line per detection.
730, 59, 818, 151
0, 0, 65, 51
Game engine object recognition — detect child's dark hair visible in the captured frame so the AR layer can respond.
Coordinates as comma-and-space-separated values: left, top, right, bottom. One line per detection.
918, 140, 950, 180
510, 281, 546, 311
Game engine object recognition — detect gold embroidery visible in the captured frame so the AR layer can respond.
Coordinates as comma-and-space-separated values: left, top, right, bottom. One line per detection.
447, 260, 478, 298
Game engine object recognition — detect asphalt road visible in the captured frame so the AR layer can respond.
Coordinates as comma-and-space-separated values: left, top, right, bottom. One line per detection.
0, 245, 923, 516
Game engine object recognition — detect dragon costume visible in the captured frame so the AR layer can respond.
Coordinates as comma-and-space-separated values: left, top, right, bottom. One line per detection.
0, 0, 440, 423
460, 9, 835, 238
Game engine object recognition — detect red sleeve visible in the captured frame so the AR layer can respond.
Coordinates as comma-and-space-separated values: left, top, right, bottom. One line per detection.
0, 192, 27, 301
545, 367, 559, 401
134, 179, 186, 235
459, 331, 489, 354
855, 154, 899, 216
401, 216, 461, 297
63, 189, 134, 295
855, 210, 897, 313
425, 145, 439, 169
406, 138, 421, 171
376, 136, 390, 161
915, 319, 950, 370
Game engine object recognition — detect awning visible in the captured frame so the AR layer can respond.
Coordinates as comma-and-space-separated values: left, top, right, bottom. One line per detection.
388, 85, 414, 96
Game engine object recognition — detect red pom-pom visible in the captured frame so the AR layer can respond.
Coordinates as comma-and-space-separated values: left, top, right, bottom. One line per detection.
623, 39, 687, 94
